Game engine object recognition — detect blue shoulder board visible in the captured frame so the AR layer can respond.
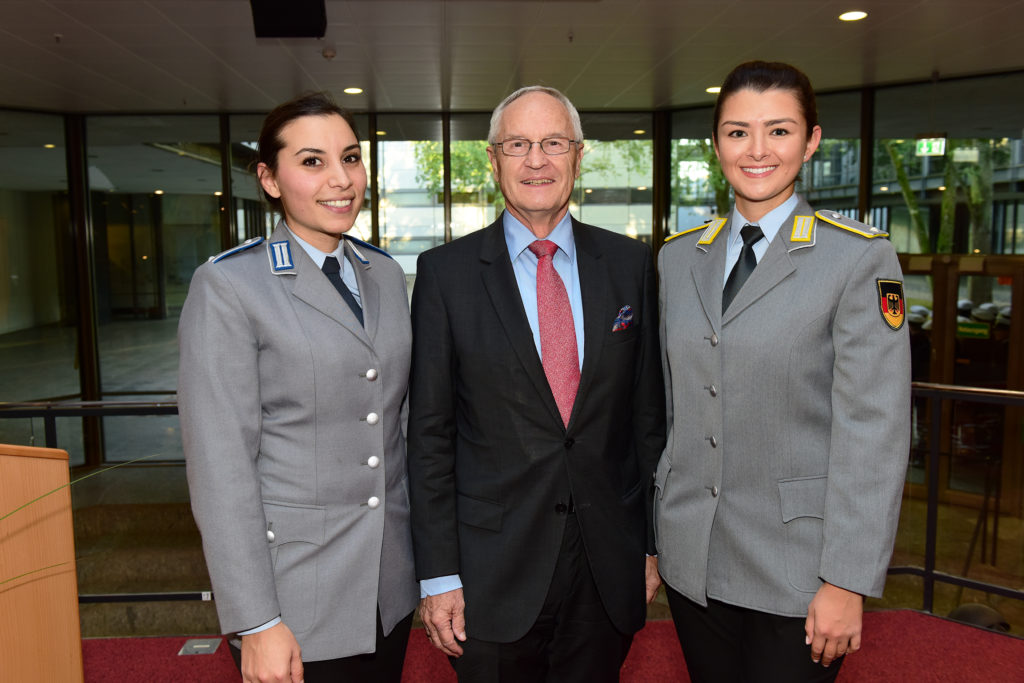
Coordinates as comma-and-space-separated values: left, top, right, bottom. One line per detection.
208, 236, 265, 263
346, 236, 393, 261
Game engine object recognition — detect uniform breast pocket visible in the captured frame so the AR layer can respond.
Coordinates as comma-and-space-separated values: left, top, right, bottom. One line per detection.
777, 475, 827, 593
264, 500, 326, 634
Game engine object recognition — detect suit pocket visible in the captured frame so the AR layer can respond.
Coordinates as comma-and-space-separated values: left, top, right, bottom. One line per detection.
263, 501, 326, 634
777, 475, 826, 593
605, 326, 639, 346
456, 493, 503, 532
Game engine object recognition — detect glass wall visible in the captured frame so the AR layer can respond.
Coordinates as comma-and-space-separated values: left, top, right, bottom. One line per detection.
873, 73, 1024, 255
449, 114, 500, 240
377, 115, 443, 278
669, 107, 721, 235
229, 114, 274, 242
0, 111, 84, 462
799, 91, 861, 215
86, 115, 223, 461
1, 71, 1022, 472
578, 113, 654, 244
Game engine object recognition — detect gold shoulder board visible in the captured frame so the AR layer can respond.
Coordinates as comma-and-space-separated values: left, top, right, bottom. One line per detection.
814, 211, 888, 238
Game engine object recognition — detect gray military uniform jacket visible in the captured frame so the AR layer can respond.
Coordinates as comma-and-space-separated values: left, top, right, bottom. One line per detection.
654, 199, 910, 617
178, 222, 418, 661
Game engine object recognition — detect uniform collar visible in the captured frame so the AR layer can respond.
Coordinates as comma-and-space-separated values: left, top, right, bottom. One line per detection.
729, 193, 800, 249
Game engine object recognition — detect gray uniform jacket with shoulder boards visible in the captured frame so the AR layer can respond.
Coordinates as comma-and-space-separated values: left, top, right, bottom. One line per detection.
178, 222, 418, 661
654, 199, 910, 617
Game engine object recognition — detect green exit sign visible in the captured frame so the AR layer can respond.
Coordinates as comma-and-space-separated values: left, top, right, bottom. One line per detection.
915, 138, 946, 157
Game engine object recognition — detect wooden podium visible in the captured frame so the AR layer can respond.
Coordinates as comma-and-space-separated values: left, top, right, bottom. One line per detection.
0, 444, 84, 682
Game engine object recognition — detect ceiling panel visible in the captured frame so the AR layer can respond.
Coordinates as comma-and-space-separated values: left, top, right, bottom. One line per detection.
0, 0, 1018, 115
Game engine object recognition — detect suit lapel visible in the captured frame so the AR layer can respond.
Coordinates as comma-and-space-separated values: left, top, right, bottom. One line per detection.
346, 238, 381, 342
478, 219, 564, 428
573, 220, 607, 429
692, 226, 727, 335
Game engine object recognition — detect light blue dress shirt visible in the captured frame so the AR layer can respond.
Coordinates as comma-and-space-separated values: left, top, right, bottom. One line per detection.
419, 210, 585, 599
722, 193, 799, 286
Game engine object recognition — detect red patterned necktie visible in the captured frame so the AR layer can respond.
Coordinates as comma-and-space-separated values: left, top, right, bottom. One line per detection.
529, 240, 580, 427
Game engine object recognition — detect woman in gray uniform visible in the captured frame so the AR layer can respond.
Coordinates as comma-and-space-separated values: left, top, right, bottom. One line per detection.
178, 92, 417, 683
654, 61, 910, 682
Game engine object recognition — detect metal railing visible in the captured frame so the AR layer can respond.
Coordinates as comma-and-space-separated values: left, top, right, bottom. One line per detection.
4, 385, 1024, 610
887, 382, 1024, 612
0, 399, 178, 450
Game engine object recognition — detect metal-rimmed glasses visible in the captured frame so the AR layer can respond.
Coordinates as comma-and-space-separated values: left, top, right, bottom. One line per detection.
492, 137, 580, 157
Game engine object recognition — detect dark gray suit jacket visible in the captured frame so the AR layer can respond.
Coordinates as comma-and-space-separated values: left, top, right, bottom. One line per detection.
407, 215, 666, 642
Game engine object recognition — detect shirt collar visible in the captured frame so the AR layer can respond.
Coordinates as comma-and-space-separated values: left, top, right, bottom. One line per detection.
731, 193, 799, 247
284, 223, 346, 270
502, 210, 576, 262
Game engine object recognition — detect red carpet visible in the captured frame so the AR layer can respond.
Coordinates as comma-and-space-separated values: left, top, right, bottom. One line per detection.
81, 611, 1024, 682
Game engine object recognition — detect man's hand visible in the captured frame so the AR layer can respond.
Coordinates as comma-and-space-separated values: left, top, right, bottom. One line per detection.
645, 555, 662, 604
420, 588, 467, 657
240, 622, 304, 683
804, 582, 863, 667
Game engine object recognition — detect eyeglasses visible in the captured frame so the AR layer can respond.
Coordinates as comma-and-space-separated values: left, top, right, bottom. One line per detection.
493, 137, 579, 157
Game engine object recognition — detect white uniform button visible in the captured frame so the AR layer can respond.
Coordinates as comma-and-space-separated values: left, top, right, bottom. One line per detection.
266, 529, 276, 542
367, 455, 380, 468
711, 486, 719, 497
366, 412, 379, 425
367, 496, 381, 509
365, 368, 378, 381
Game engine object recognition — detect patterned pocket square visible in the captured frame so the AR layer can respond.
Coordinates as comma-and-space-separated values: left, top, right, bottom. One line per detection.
612, 304, 634, 331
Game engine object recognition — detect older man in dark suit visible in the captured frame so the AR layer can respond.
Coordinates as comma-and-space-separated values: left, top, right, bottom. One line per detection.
407, 85, 666, 683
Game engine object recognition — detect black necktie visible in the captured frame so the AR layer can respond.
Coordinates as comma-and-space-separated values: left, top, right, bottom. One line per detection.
322, 255, 364, 326
722, 224, 764, 314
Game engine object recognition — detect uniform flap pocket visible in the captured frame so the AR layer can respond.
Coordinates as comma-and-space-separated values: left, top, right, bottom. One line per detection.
456, 493, 503, 532
777, 475, 827, 523
263, 500, 326, 548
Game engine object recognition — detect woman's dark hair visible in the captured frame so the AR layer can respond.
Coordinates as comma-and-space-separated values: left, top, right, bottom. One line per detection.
712, 61, 818, 142
257, 91, 360, 210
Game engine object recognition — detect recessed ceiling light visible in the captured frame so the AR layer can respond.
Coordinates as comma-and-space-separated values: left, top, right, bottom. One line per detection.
214, 191, 223, 196
584, 188, 593, 194
839, 10, 867, 21
376, 130, 387, 136
154, 190, 164, 195
343, 87, 363, 95
706, 86, 721, 94
636, 186, 648, 191
938, 186, 946, 191
43, 143, 56, 149
633, 129, 646, 135
879, 186, 889, 192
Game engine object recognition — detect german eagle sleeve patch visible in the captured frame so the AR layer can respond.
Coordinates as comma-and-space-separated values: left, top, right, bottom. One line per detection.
877, 279, 905, 330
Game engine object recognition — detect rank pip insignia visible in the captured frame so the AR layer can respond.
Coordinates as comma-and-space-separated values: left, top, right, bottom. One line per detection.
877, 279, 905, 330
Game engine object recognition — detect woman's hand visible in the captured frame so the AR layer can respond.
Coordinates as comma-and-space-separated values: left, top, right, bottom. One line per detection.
240, 622, 304, 683
804, 582, 863, 667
